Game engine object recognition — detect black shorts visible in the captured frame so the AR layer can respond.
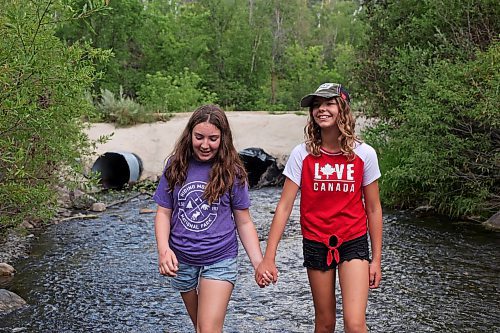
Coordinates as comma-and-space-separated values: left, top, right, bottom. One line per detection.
303, 234, 370, 271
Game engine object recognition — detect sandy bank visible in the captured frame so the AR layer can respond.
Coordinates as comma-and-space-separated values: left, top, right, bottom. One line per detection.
86, 112, 306, 179
86, 111, 372, 180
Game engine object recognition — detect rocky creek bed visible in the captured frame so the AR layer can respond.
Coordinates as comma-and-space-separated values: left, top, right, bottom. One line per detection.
1, 187, 499, 332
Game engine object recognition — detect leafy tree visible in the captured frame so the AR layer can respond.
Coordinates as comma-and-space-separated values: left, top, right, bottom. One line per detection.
55, 0, 366, 111
266, 43, 340, 110
137, 69, 217, 113
257, 0, 366, 110
138, 1, 212, 80
357, 0, 499, 117
309, 0, 367, 91
57, 0, 145, 96
357, 0, 500, 218
0, 0, 108, 229
204, 0, 273, 109
268, 0, 309, 106
365, 45, 499, 217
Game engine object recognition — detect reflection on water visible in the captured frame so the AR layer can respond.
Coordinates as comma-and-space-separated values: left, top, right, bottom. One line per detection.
0, 187, 498, 332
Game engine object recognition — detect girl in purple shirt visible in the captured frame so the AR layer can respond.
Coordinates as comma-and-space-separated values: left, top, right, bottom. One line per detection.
153, 105, 270, 332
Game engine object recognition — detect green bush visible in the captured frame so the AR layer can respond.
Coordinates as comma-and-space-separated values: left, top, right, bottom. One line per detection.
257, 44, 342, 111
95, 87, 156, 126
0, 1, 108, 229
357, 0, 499, 219
365, 43, 499, 218
137, 68, 217, 113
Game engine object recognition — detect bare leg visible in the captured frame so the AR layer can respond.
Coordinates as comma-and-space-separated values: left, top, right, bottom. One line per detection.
181, 289, 199, 329
196, 278, 234, 333
338, 259, 369, 333
307, 268, 336, 333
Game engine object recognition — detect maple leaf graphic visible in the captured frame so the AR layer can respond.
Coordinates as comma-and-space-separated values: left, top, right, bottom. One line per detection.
321, 164, 335, 179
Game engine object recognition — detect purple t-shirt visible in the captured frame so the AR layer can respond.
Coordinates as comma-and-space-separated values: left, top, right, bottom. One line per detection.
153, 158, 250, 266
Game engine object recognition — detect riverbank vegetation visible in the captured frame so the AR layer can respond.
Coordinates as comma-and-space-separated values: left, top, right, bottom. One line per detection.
357, 0, 499, 219
1, 0, 498, 231
0, 1, 110, 230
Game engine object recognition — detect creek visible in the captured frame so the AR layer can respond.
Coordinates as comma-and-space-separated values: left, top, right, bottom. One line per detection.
0, 187, 498, 332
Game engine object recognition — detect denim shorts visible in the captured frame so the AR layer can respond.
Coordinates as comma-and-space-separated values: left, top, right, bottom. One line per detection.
170, 257, 238, 293
303, 233, 370, 271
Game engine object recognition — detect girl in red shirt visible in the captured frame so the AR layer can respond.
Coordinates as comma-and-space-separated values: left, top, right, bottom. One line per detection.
256, 83, 383, 333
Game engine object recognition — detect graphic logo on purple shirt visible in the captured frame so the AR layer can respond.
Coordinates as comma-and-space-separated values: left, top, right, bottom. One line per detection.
177, 181, 219, 232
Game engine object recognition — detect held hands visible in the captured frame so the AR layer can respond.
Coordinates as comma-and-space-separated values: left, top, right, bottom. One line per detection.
256, 270, 274, 288
255, 257, 279, 288
158, 248, 178, 277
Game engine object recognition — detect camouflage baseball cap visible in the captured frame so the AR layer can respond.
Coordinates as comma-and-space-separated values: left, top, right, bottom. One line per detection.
300, 83, 351, 107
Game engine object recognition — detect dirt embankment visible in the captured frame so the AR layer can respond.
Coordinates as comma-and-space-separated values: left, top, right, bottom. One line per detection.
85, 111, 373, 179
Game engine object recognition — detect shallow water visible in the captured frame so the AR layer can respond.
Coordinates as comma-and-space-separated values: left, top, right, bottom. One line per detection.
0, 187, 499, 332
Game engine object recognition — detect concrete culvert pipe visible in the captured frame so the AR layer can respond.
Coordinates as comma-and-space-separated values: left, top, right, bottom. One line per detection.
91, 152, 143, 189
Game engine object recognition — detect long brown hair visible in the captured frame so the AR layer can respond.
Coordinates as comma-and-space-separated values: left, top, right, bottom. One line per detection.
304, 96, 360, 160
165, 104, 247, 204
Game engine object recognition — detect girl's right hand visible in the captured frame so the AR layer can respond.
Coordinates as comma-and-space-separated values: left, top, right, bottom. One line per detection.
158, 248, 178, 277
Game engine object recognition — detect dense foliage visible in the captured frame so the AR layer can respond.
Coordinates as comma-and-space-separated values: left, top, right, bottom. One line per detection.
0, 0, 108, 229
1, 0, 498, 230
357, 0, 499, 218
56, 0, 366, 112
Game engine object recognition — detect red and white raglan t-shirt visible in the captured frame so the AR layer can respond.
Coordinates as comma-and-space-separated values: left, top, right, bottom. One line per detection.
283, 142, 381, 265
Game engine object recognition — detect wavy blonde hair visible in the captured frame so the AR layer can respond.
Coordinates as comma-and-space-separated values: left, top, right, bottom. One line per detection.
165, 104, 247, 204
304, 96, 361, 161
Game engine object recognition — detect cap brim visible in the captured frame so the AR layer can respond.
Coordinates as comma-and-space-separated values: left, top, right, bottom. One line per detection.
300, 92, 340, 107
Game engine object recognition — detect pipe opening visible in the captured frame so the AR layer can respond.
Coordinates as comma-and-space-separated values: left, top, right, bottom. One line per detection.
91, 152, 143, 189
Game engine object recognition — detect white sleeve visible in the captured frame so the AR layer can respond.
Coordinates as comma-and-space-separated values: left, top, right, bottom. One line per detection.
283, 143, 308, 187
355, 143, 381, 187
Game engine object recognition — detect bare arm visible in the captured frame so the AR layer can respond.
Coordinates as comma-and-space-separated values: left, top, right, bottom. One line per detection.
363, 180, 383, 288
154, 206, 178, 276
256, 178, 300, 283
234, 208, 273, 287
233, 208, 264, 270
